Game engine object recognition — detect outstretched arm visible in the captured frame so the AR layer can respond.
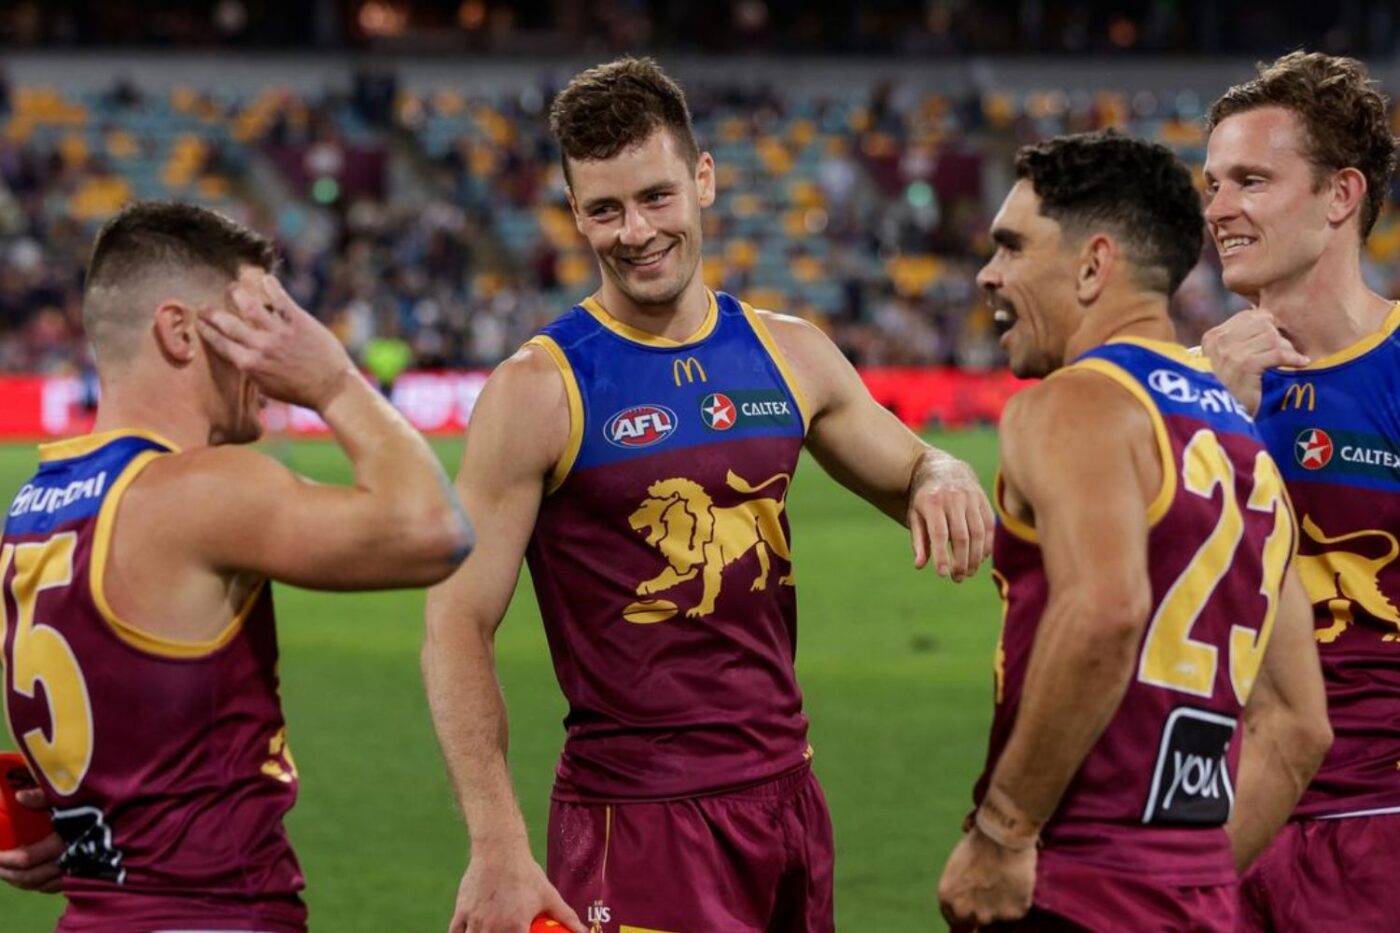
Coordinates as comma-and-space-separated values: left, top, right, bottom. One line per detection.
422, 347, 585, 933
939, 371, 1160, 927
760, 311, 994, 581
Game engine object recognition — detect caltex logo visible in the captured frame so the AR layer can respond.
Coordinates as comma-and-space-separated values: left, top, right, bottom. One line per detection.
1295, 428, 1334, 470
700, 393, 737, 431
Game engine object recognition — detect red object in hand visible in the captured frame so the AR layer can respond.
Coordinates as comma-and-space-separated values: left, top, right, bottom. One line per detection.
0, 752, 53, 849
530, 917, 564, 932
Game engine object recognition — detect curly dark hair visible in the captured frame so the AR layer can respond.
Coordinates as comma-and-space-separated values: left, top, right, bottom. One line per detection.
548, 57, 699, 185
1014, 131, 1204, 296
1207, 51, 1398, 239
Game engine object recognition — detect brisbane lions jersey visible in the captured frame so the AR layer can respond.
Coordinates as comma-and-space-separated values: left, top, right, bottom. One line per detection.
2, 431, 305, 932
977, 339, 1294, 886
1256, 302, 1400, 820
526, 290, 810, 801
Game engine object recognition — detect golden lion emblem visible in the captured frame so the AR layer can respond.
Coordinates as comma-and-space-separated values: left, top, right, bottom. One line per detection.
1295, 515, 1400, 643
627, 470, 794, 618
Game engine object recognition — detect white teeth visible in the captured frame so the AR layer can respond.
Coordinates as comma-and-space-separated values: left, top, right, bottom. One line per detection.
625, 248, 668, 266
993, 309, 1013, 324
1219, 236, 1253, 252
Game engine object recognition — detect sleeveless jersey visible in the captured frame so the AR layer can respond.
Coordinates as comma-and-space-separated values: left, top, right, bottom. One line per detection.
977, 338, 1294, 884
1, 431, 305, 933
526, 290, 810, 801
1256, 301, 1400, 819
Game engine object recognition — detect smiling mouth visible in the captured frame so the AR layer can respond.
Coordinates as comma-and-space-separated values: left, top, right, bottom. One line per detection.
619, 244, 673, 270
1217, 234, 1256, 257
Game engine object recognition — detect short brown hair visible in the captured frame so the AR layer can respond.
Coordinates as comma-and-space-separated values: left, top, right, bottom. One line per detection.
87, 200, 277, 292
84, 201, 277, 365
548, 57, 699, 185
1207, 51, 1399, 238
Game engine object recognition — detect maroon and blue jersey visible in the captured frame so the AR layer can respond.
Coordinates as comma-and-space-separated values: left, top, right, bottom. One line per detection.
525, 290, 812, 801
978, 338, 1294, 887
1255, 302, 1400, 820
1, 430, 305, 932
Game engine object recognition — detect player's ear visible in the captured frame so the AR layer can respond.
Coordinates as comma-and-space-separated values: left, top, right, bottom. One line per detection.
565, 185, 584, 232
1075, 234, 1114, 304
695, 152, 716, 209
152, 301, 198, 365
1326, 167, 1367, 230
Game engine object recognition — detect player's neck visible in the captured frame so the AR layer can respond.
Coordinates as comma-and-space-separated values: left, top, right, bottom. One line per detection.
1064, 293, 1175, 362
593, 274, 711, 343
91, 378, 211, 451
1252, 252, 1392, 359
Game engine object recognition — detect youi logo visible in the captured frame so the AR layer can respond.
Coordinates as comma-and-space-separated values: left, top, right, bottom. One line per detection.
605, 404, 678, 448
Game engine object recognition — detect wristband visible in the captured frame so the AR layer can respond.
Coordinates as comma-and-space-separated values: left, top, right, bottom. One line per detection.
973, 786, 1042, 852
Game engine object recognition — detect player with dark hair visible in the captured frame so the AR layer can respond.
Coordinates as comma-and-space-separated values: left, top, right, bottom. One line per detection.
1201, 51, 1400, 930
0, 201, 472, 932
423, 57, 994, 933
937, 132, 1331, 930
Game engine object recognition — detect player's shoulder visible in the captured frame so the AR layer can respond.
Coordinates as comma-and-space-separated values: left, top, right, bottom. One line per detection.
752, 307, 823, 339
471, 339, 569, 408
751, 307, 838, 365
131, 444, 297, 507
1002, 366, 1153, 445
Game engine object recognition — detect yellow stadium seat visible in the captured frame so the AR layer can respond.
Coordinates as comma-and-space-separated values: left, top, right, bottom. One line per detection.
725, 239, 758, 270
792, 256, 825, 283
757, 138, 793, 176
59, 134, 87, 168
559, 252, 594, 287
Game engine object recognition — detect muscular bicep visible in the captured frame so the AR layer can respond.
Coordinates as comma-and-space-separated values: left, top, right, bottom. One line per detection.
139, 448, 455, 590
425, 351, 567, 640
764, 312, 923, 520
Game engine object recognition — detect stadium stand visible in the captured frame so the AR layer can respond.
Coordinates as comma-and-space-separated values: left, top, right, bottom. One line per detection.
6, 55, 1400, 381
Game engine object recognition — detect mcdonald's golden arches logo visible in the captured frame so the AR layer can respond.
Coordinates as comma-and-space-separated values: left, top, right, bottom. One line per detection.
672, 356, 707, 386
1281, 383, 1316, 412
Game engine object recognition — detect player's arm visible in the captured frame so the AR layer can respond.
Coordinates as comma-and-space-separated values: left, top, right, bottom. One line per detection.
940, 373, 1157, 927
760, 311, 994, 581
154, 275, 472, 590
421, 347, 585, 933
1226, 568, 1331, 871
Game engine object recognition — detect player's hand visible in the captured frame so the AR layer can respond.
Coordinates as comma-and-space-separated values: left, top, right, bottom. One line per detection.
1201, 308, 1309, 416
197, 273, 357, 412
937, 827, 1036, 928
0, 787, 63, 894
449, 849, 585, 933
908, 455, 994, 582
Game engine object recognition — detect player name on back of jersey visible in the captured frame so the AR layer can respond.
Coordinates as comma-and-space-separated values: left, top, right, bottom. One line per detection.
8, 472, 108, 518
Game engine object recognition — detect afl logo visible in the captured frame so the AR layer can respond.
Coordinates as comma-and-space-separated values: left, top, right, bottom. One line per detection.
700, 393, 737, 431
605, 404, 678, 448
1294, 428, 1334, 470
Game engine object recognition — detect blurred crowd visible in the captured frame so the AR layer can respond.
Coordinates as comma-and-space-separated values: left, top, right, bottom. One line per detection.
6, 65, 1400, 379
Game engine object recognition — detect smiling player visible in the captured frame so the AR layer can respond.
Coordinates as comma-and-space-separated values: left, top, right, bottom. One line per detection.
422, 56, 994, 933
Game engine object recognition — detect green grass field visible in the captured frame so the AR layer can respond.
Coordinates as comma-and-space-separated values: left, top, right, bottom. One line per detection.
0, 430, 1003, 931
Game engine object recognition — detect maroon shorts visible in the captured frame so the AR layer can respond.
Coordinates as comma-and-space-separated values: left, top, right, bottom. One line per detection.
1031, 855, 1237, 933
1239, 813, 1400, 931
547, 764, 833, 933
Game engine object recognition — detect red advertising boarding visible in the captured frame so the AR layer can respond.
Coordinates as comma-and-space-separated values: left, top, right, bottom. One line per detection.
0, 369, 1029, 439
